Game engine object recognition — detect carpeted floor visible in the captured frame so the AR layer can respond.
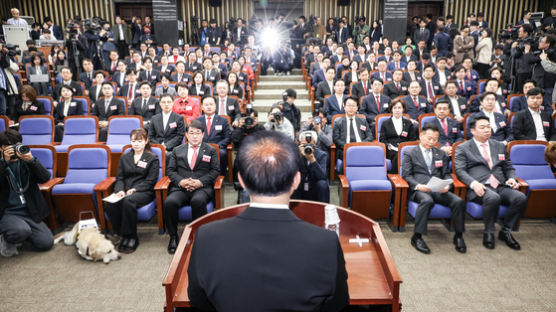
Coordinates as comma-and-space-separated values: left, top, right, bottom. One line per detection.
1, 184, 555, 311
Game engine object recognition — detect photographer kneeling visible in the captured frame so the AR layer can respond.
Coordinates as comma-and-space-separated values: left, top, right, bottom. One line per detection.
0, 129, 53, 257
292, 131, 329, 203
264, 106, 295, 140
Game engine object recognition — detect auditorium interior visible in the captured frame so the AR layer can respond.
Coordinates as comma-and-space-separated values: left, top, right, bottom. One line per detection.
0, 0, 555, 311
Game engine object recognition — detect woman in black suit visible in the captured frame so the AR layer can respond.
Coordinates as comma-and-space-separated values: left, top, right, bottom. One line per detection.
53, 85, 83, 142
10, 85, 45, 125
27, 54, 50, 96
188, 71, 211, 97
104, 128, 159, 253
226, 71, 244, 100
342, 60, 359, 94
379, 99, 418, 173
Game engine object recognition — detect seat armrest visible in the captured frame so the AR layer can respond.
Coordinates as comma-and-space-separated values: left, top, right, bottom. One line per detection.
39, 177, 65, 191
93, 177, 116, 192
516, 177, 528, 193
338, 175, 349, 189
338, 175, 349, 208
388, 174, 408, 189
226, 144, 232, 152
214, 176, 224, 189
154, 176, 171, 191
329, 144, 336, 181
451, 174, 467, 199
50, 142, 61, 146
451, 173, 466, 188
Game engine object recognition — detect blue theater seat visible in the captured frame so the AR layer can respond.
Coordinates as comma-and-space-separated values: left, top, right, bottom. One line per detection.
105, 116, 143, 153
19, 115, 54, 145
54, 116, 98, 153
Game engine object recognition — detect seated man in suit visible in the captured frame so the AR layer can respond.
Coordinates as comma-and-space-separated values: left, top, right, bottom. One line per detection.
195, 96, 232, 175
138, 57, 161, 85
360, 78, 391, 132
79, 58, 95, 90
315, 67, 336, 109
512, 87, 556, 142
128, 81, 160, 127
440, 80, 468, 124
350, 68, 371, 102
148, 94, 185, 152
118, 69, 140, 103
332, 97, 373, 160
510, 80, 537, 112
88, 70, 107, 104
468, 92, 513, 145
431, 99, 463, 155
401, 124, 466, 254
215, 80, 241, 127
455, 116, 527, 250
311, 57, 331, 88
453, 66, 476, 100
91, 82, 126, 141
383, 69, 409, 100
292, 130, 329, 203
402, 80, 431, 122
420, 65, 443, 104
187, 130, 349, 311
469, 79, 508, 114
386, 51, 407, 72
370, 59, 393, 83
170, 61, 192, 84
53, 66, 84, 100
163, 119, 220, 254
324, 80, 347, 122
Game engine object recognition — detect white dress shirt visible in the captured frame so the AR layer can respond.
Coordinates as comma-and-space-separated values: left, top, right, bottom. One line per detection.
162, 111, 171, 130
392, 116, 403, 135
187, 143, 200, 166
449, 96, 462, 117
482, 110, 497, 132
249, 202, 289, 210
529, 108, 546, 141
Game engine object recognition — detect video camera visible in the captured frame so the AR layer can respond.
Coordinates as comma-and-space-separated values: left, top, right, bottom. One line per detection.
3, 44, 20, 58
269, 112, 283, 123
83, 17, 104, 35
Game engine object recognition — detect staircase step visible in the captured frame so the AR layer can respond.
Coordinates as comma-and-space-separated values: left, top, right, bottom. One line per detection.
254, 89, 308, 100
251, 99, 312, 112
258, 74, 304, 82
256, 80, 307, 89
258, 112, 313, 124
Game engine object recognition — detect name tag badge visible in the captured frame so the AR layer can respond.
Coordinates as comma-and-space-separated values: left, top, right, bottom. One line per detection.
402, 86, 407, 91
461, 105, 466, 110
228, 105, 235, 110
498, 154, 505, 161
472, 75, 477, 80
540, 106, 545, 111
137, 160, 147, 168
401, 131, 408, 137
501, 102, 506, 107
186, 106, 192, 111
151, 75, 157, 79
29, 105, 37, 111
452, 127, 458, 133
499, 121, 506, 127
434, 160, 443, 168
215, 125, 222, 131
202, 155, 211, 162
70, 102, 76, 107
304, 182, 309, 191
246, 104, 253, 109
420, 102, 427, 108
199, 91, 204, 95
434, 86, 439, 90
383, 104, 389, 108
467, 87, 472, 91
169, 122, 177, 128
543, 121, 550, 127
148, 104, 155, 110
110, 105, 117, 110
359, 125, 366, 131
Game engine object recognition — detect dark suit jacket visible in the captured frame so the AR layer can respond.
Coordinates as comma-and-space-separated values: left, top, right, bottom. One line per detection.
402, 71, 422, 83
184, 62, 202, 73
196, 114, 232, 150
189, 84, 211, 97
138, 69, 161, 85
383, 81, 409, 99
312, 69, 325, 88
128, 97, 160, 122
53, 81, 83, 100
91, 97, 125, 121
360, 93, 392, 126
419, 79, 443, 99
370, 71, 393, 83
342, 71, 358, 88
79, 72, 95, 90
470, 94, 506, 113
402, 95, 431, 120
232, 26, 248, 46
148, 112, 185, 152
201, 69, 219, 85
187, 206, 349, 312
171, 72, 192, 84
324, 95, 346, 122
413, 28, 430, 44
401, 145, 452, 200
431, 117, 463, 146
455, 79, 476, 99
455, 139, 518, 197
332, 116, 373, 151
386, 61, 407, 72
0, 158, 51, 222
88, 84, 103, 103
350, 80, 371, 101
111, 71, 127, 88
13, 100, 45, 121
114, 150, 159, 195
53, 100, 83, 124
215, 97, 241, 122
379, 117, 417, 148
469, 111, 513, 142
166, 142, 220, 193
118, 83, 141, 100
315, 80, 334, 104
512, 109, 556, 141
440, 95, 469, 117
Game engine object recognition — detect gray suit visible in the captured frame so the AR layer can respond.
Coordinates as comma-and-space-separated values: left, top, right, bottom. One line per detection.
455, 139, 527, 232
401, 145, 465, 234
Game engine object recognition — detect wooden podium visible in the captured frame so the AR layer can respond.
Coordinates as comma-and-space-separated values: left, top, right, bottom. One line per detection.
163, 200, 403, 311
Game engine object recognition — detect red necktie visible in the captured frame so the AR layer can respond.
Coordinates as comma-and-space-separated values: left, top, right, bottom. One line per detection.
427, 81, 434, 100
206, 116, 212, 135
459, 80, 465, 93
413, 96, 418, 108
381, 72, 385, 81
219, 98, 226, 115
128, 84, 133, 100
363, 83, 367, 95
375, 95, 380, 111
111, 62, 116, 72
467, 70, 471, 81
396, 62, 399, 69
480, 143, 499, 188
396, 83, 400, 92
190, 146, 199, 170
174, 55, 178, 63
441, 118, 448, 136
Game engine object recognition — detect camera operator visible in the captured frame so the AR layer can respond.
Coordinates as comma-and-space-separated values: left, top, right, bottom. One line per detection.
264, 106, 295, 140
65, 22, 87, 80
292, 131, 330, 203
353, 17, 370, 45
276, 89, 301, 132
527, 34, 556, 115
0, 43, 21, 117
510, 24, 537, 92
232, 109, 265, 149
301, 109, 333, 156
0, 129, 54, 257
99, 22, 116, 70
207, 19, 222, 46
540, 39, 556, 114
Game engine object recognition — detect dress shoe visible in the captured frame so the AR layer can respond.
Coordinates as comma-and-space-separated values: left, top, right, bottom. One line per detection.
167, 235, 179, 254
118, 238, 130, 252
119, 237, 139, 254
483, 233, 495, 249
411, 236, 431, 254
453, 236, 467, 253
498, 230, 521, 250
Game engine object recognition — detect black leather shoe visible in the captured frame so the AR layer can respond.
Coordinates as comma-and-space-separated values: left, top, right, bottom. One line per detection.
498, 231, 520, 250
122, 237, 139, 253
483, 233, 495, 249
453, 236, 467, 253
167, 235, 179, 254
118, 238, 130, 252
411, 236, 431, 254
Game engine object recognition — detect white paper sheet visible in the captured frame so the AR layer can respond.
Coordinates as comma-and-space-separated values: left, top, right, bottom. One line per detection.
102, 193, 124, 203
426, 177, 453, 192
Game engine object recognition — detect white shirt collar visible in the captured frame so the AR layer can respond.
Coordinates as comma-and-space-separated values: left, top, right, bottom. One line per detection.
528, 107, 540, 116
249, 202, 289, 210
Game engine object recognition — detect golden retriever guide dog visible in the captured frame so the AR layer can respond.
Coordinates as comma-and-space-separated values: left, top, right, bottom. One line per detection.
54, 223, 120, 264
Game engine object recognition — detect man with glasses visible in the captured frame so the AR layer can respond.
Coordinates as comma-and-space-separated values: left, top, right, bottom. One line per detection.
163, 119, 220, 254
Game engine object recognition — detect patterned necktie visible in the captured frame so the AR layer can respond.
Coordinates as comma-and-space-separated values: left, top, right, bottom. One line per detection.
190, 146, 199, 170
441, 118, 448, 136
480, 143, 499, 188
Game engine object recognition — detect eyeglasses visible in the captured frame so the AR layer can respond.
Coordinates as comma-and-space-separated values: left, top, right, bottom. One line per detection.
187, 131, 203, 136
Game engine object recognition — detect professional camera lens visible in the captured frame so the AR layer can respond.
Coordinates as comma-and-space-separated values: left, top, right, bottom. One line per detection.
14, 143, 30, 155
273, 112, 282, 122
313, 116, 321, 124
244, 116, 254, 126
304, 145, 313, 155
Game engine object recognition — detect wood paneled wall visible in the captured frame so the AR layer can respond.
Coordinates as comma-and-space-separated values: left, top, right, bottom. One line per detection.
304, 0, 382, 25
446, 0, 540, 38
